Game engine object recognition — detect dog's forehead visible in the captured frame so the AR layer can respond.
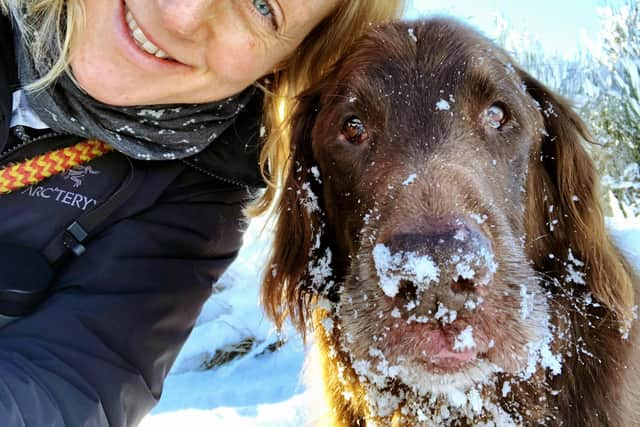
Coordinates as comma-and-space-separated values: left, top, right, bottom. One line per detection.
332, 18, 515, 99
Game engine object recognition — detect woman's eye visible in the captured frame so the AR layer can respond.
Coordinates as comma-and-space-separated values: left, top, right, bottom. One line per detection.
253, 0, 274, 19
341, 117, 368, 145
483, 103, 509, 129
248, 0, 278, 30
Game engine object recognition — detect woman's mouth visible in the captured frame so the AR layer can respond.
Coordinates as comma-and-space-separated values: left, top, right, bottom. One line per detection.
124, 4, 172, 60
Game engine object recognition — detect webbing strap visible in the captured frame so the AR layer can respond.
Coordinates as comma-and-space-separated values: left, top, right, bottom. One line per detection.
0, 139, 113, 194
41, 157, 145, 263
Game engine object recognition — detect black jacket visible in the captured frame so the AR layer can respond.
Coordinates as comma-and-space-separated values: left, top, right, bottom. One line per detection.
0, 14, 264, 427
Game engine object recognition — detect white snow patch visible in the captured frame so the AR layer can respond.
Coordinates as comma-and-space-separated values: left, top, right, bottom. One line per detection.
447, 388, 467, 407
372, 243, 439, 297
435, 99, 451, 111
501, 381, 511, 397
300, 182, 320, 214
402, 173, 417, 186
470, 213, 488, 224
310, 166, 322, 183
408, 27, 417, 42
564, 248, 586, 285
520, 284, 534, 320
453, 326, 476, 351
434, 303, 457, 324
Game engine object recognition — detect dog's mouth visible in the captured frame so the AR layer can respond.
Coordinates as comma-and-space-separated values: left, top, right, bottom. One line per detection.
333, 249, 557, 388
383, 318, 491, 374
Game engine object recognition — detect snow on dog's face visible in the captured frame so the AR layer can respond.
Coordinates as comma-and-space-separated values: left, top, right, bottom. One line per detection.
264, 18, 635, 426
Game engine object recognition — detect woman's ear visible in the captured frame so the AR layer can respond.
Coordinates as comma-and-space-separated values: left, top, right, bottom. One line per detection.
521, 69, 635, 325
261, 88, 327, 334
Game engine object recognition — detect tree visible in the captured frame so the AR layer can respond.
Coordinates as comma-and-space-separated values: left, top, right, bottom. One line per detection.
585, 2, 640, 217
492, 3, 640, 217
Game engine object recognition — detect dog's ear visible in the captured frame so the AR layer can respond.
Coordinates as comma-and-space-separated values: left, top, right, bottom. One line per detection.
261, 88, 328, 334
521, 69, 635, 325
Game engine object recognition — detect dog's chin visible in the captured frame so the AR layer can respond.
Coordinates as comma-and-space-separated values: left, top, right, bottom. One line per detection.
332, 341, 514, 423
331, 322, 554, 424
395, 359, 501, 395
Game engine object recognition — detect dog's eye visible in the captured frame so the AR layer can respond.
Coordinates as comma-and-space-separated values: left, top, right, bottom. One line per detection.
341, 117, 368, 145
483, 103, 508, 129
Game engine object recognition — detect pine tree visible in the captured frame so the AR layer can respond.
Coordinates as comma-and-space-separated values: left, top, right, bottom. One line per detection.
586, 2, 640, 217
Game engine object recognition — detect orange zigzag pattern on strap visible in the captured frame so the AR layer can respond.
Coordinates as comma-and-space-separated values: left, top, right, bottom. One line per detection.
0, 140, 113, 194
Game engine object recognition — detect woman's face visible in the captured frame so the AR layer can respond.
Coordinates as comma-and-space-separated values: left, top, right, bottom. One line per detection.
69, 0, 339, 106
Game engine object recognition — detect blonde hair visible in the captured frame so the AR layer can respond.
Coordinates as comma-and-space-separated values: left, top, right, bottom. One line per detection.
249, 0, 406, 217
1, 0, 85, 90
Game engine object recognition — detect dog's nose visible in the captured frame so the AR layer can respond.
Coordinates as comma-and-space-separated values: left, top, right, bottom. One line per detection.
381, 223, 495, 297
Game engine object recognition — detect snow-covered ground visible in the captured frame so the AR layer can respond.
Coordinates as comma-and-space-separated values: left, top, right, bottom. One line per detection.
139, 215, 640, 427
139, 218, 311, 427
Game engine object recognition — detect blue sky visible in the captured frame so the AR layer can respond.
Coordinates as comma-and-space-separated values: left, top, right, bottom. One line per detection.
405, 0, 624, 57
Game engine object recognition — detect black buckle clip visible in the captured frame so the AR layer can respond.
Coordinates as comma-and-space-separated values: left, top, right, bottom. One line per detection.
63, 221, 88, 256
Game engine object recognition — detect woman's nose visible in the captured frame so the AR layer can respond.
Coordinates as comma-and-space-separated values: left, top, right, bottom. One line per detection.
157, 0, 215, 39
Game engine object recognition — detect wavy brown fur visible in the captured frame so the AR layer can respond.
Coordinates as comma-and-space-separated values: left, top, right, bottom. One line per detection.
262, 18, 639, 426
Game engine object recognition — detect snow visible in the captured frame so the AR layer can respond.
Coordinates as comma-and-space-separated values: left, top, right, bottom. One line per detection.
402, 173, 417, 186
434, 302, 458, 324
435, 99, 451, 110
140, 216, 640, 426
501, 381, 511, 397
408, 28, 418, 43
470, 213, 488, 224
447, 388, 467, 407
372, 243, 440, 297
520, 284, 534, 320
453, 325, 476, 351
140, 218, 309, 427
300, 182, 320, 213
564, 248, 587, 285
310, 166, 322, 183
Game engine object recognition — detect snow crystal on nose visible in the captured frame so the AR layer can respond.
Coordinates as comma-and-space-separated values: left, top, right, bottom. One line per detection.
372, 244, 440, 297
449, 245, 497, 286
434, 302, 457, 324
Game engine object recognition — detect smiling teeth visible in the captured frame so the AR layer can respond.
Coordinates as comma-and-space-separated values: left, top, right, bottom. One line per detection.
125, 7, 171, 59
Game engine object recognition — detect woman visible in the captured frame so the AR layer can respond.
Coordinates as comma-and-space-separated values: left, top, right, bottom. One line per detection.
0, 1, 404, 426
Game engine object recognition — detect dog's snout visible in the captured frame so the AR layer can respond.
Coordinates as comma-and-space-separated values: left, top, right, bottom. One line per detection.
386, 223, 495, 295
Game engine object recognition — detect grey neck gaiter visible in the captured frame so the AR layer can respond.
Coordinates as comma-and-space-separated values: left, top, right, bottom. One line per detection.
15, 32, 255, 161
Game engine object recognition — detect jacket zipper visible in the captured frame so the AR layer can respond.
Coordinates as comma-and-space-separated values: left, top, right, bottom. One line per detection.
181, 158, 249, 189
0, 130, 62, 164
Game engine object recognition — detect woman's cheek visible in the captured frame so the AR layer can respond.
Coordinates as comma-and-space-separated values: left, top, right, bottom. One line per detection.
207, 36, 270, 84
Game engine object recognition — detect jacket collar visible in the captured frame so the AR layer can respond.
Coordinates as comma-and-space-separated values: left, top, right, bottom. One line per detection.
0, 12, 18, 153
183, 90, 265, 189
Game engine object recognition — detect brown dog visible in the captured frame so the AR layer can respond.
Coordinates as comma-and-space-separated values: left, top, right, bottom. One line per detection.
262, 18, 640, 426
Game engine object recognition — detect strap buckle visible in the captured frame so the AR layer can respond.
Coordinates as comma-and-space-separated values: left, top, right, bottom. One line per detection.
63, 221, 88, 256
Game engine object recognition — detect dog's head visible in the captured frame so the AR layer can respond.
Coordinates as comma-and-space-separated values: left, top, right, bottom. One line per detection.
263, 18, 635, 422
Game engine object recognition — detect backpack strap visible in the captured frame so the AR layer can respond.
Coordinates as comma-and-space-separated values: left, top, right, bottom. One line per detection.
0, 139, 113, 194
41, 158, 185, 264
42, 156, 141, 263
